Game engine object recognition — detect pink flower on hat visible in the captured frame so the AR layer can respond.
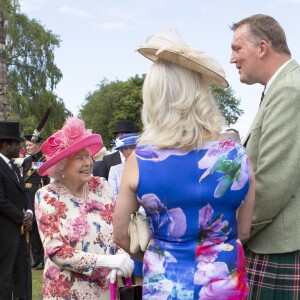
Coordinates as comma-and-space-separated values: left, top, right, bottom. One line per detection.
43, 118, 92, 158
63, 117, 92, 142
38, 117, 103, 176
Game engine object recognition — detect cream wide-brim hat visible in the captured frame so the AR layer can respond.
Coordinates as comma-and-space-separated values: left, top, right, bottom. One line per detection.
137, 28, 229, 88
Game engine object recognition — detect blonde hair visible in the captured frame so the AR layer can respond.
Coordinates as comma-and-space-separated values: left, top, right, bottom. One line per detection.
139, 60, 225, 151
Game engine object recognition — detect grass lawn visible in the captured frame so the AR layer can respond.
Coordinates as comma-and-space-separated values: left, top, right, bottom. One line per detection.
32, 269, 43, 300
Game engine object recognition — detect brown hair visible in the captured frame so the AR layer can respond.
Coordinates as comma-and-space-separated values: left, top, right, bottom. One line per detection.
231, 14, 291, 55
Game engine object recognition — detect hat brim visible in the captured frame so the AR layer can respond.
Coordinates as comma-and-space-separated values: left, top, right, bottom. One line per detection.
137, 47, 229, 88
112, 130, 135, 134
0, 137, 24, 142
115, 142, 136, 151
38, 134, 103, 176
23, 134, 45, 142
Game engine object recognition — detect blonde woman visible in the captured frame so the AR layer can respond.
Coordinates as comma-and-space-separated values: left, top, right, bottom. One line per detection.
113, 29, 255, 299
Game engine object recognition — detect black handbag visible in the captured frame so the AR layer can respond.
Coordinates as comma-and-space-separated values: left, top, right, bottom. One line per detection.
119, 285, 142, 300
119, 274, 142, 300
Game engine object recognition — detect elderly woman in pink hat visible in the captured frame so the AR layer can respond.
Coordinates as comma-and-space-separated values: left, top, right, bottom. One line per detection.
35, 117, 133, 300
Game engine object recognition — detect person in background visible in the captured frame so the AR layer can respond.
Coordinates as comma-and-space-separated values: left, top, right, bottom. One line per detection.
230, 14, 300, 299
22, 134, 50, 270
35, 117, 133, 299
96, 120, 136, 179
13, 148, 26, 174
92, 146, 109, 176
113, 28, 255, 299
223, 128, 241, 143
0, 121, 33, 300
108, 133, 139, 198
108, 133, 144, 285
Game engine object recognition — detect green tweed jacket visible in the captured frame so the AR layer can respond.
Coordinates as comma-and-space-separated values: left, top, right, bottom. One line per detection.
244, 59, 300, 254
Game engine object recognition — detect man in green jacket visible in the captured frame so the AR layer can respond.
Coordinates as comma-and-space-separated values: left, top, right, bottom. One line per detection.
230, 14, 300, 299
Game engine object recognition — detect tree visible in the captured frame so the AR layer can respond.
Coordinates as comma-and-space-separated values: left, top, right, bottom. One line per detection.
80, 75, 144, 147
0, 3, 11, 120
211, 85, 243, 125
80, 74, 243, 147
1, 0, 71, 136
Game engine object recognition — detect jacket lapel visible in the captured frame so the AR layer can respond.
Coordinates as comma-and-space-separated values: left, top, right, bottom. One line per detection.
243, 59, 299, 147
0, 157, 24, 189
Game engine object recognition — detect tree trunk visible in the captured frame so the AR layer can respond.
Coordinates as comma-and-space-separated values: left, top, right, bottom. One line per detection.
0, 10, 9, 121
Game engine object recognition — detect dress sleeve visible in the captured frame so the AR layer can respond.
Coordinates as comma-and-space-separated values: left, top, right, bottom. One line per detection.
108, 166, 119, 199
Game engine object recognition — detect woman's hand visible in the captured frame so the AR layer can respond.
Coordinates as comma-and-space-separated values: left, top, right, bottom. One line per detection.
96, 253, 134, 279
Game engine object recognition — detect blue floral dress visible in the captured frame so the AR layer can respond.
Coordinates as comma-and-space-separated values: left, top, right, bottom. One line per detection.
136, 140, 251, 300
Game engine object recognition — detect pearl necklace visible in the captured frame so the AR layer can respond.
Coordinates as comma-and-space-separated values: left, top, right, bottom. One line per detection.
59, 182, 89, 201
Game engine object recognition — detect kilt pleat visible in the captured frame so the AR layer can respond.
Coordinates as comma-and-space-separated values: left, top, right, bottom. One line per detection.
245, 247, 300, 300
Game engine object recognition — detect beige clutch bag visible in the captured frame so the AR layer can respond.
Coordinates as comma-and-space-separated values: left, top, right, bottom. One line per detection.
128, 211, 151, 253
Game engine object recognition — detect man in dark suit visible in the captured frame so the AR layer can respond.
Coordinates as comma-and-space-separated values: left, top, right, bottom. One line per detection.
22, 134, 50, 270
96, 120, 136, 179
0, 121, 33, 299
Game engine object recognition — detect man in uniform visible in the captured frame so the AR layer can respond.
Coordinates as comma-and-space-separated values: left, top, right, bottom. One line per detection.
22, 134, 50, 270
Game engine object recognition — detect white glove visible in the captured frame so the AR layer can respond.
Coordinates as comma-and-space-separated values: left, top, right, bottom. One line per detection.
107, 269, 128, 284
95, 254, 134, 278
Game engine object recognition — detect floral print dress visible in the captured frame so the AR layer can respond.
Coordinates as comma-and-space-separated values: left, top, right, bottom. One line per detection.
136, 140, 251, 300
35, 176, 116, 299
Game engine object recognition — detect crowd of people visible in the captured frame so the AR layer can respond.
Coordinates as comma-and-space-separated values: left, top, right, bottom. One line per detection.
0, 13, 299, 300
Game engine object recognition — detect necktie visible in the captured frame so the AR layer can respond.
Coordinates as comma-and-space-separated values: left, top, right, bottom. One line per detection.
244, 89, 266, 147
9, 160, 19, 182
259, 90, 265, 106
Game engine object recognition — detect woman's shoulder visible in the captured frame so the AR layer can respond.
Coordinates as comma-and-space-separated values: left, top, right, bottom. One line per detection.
203, 139, 247, 156
38, 181, 57, 193
89, 176, 114, 196
37, 182, 69, 201
89, 175, 105, 188
135, 146, 190, 162
135, 139, 245, 158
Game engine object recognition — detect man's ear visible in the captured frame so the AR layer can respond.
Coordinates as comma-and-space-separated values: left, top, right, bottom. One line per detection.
258, 40, 269, 57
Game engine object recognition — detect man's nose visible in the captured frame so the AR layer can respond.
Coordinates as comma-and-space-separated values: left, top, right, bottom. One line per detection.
230, 52, 236, 64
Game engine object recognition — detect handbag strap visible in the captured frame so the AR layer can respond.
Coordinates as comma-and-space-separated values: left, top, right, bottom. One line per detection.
125, 277, 132, 287
110, 282, 117, 300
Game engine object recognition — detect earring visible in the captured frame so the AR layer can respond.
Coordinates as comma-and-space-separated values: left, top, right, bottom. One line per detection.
62, 173, 65, 179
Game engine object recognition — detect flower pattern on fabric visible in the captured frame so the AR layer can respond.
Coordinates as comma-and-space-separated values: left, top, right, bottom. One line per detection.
195, 204, 248, 299
136, 140, 250, 299
198, 140, 249, 198
196, 204, 233, 263
136, 147, 187, 162
138, 193, 187, 239
35, 176, 115, 300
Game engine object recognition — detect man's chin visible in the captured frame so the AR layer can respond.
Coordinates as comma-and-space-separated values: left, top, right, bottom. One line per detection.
240, 77, 253, 85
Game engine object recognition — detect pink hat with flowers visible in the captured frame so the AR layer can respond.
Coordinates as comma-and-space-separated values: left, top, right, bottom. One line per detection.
38, 117, 103, 176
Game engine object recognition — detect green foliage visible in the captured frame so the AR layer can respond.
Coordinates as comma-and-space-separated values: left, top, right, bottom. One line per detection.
2, 0, 71, 137
81, 75, 243, 147
211, 85, 243, 125
80, 75, 144, 147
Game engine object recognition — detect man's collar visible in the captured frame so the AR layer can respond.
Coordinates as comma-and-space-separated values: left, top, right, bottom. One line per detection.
0, 152, 10, 164
265, 59, 293, 94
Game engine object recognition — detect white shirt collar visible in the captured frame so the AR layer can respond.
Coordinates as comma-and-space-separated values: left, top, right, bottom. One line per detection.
0, 153, 10, 164
265, 59, 292, 94
119, 150, 125, 163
